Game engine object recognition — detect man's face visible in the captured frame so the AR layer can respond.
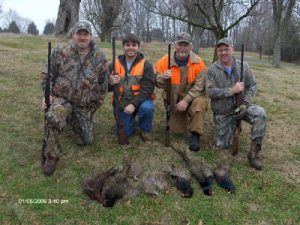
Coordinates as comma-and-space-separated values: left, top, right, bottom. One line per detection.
73, 30, 92, 50
175, 42, 192, 60
123, 41, 139, 58
217, 44, 234, 64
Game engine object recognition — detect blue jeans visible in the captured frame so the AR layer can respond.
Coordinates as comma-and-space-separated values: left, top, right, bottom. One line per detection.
119, 99, 154, 136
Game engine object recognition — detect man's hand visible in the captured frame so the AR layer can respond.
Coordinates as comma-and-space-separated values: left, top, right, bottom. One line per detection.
235, 102, 249, 119
161, 69, 172, 79
230, 82, 244, 95
175, 99, 189, 112
124, 104, 135, 114
109, 72, 120, 85
41, 96, 54, 110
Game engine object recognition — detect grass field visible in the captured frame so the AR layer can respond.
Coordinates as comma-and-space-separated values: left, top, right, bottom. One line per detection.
0, 33, 299, 225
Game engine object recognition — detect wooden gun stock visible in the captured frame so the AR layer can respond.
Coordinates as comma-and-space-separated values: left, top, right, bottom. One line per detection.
165, 43, 171, 147
112, 37, 129, 145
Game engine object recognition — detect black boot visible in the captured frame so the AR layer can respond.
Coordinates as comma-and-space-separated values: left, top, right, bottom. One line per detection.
248, 142, 263, 170
189, 132, 200, 152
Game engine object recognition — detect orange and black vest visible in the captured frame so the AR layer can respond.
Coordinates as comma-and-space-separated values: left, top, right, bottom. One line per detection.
114, 58, 146, 98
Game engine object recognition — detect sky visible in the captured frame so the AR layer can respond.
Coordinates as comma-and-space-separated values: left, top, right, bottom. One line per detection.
1, 0, 60, 33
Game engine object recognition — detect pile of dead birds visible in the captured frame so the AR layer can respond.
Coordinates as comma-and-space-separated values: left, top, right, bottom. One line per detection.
82, 147, 235, 208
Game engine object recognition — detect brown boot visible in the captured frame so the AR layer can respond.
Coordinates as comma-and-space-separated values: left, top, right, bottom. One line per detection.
42, 155, 59, 176
248, 142, 263, 170
140, 132, 152, 144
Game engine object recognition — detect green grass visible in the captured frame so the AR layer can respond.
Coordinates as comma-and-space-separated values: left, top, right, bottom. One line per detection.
0, 34, 299, 225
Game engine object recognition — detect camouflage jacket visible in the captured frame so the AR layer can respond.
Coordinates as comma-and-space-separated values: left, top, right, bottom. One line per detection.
42, 40, 109, 111
205, 56, 256, 115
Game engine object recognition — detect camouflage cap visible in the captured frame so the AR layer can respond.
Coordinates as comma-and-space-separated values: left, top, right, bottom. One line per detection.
175, 32, 192, 44
217, 38, 233, 47
73, 21, 92, 34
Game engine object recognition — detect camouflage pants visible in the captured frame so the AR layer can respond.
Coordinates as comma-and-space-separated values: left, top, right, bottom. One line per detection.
43, 97, 95, 159
213, 104, 267, 149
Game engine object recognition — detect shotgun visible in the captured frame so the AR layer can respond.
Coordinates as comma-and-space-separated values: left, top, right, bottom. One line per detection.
165, 43, 171, 147
41, 42, 51, 164
112, 37, 129, 145
232, 44, 244, 156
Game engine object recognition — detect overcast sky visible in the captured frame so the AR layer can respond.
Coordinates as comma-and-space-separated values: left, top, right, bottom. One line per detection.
1, 0, 60, 33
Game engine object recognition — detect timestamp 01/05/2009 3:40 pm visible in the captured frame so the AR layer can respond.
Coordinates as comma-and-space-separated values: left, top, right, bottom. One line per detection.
18, 198, 69, 204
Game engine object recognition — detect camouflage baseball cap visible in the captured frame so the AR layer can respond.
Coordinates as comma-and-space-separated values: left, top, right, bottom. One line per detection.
175, 32, 192, 44
217, 37, 233, 47
73, 21, 92, 34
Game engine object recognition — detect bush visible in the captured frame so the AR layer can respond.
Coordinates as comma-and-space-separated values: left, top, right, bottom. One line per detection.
8, 21, 20, 33
43, 22, 55, 35
27, 22, 39, 35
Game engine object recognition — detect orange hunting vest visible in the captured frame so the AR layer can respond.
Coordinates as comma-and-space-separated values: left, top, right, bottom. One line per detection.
115, 58, 145, 97
155, 54, 206, 85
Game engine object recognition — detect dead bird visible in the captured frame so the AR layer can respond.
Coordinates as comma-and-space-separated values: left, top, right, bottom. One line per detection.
213, 159, 235, 194
143, 175, 160, 196
163, 164, 193, 198
127, 160, 143, 181
101, 163, 141, 208
82, 166, 120, 203
101, 173, 130, 207
143, 172, 170, 196
121, 156, 143, 181
171, 146, 214, 196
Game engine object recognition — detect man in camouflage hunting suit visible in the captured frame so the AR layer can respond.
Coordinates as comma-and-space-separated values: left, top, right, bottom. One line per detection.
41, 22, 109, 176
205, 38, 267, 170
155, 32, 207, 151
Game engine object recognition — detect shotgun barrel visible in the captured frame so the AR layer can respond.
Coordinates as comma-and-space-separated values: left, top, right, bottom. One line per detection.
232, 44, 244, 156
112, 37, 129, 145
165, 43, 172, 147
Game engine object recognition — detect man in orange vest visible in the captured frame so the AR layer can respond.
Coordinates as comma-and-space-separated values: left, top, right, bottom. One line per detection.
109, 33, 156, 143
155, 32, 207, 151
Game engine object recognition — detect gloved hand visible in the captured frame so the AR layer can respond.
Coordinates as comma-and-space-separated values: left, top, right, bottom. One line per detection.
235, 102, 249, 119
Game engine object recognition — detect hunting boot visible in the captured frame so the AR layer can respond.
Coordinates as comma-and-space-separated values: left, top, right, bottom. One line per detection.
41, 128, 62, 176
189, 132, 200, 152
42, 155, 59, 176
140, 132, 153, 144
248, 142, 263, 170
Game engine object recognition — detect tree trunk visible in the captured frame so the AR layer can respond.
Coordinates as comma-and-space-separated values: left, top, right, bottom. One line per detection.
55, 0, 80, 35
272, 34, 281, 67
192, 27, 203, 54
271, 0, 296, 67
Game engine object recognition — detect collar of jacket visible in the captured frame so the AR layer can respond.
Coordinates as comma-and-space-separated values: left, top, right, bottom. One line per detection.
171, 51, 201, 67
118, 52, 144, 69
215, 56, 238, 70
70, 40, 96, 54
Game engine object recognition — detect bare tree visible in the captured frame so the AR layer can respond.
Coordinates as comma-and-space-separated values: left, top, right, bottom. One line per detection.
0, 1, 3, 15
55, 0, 81, 35
81, 0, 123, 42
272, 0, 296, 67
137, 0, 261, 61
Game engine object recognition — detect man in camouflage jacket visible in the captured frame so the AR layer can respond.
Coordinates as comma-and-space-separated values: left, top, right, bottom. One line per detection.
155, 32, 207, 151
205, 38, 267, 170
41, 22, 109, 176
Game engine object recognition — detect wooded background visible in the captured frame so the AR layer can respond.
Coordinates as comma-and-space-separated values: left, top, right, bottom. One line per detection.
1, 0, 300, 66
